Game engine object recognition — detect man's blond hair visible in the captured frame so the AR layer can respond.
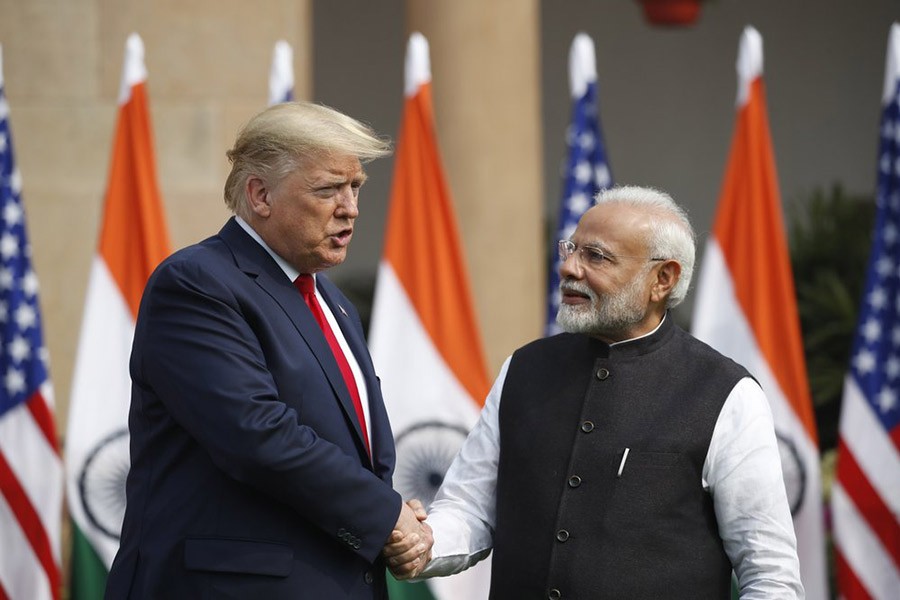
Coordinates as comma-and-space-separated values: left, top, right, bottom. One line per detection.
224, 102, 391, 216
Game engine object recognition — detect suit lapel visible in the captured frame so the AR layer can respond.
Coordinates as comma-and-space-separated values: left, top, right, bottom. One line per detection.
316, 279, 393, 473
218, 219, 371, 463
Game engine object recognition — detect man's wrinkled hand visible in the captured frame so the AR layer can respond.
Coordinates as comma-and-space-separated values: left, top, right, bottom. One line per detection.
383, 499, 433, 579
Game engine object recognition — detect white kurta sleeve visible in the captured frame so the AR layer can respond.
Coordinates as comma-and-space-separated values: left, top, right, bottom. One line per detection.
415, 357, 511, 577
704, 377, 805, 599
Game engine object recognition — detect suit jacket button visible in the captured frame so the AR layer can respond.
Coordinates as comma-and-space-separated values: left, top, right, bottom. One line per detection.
364, 570, 374, 584
556, 529, 569, 542
568, 475, 582, 488
596, 368, 610, 380
549, 589, 561, 599
581, 421, 594, 433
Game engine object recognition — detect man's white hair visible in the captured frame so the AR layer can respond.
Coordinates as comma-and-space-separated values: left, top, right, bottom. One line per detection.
593, 185, 696, 308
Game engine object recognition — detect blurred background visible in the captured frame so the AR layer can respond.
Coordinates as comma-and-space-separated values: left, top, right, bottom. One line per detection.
1, 0, 898, 598
0, 0, 895, 422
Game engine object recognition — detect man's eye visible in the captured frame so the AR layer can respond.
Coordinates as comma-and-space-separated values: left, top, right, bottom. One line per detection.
584, 248, 606, 263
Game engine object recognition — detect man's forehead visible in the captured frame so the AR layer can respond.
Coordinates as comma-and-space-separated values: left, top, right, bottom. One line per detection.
574, 204, 649, 247
302, 154, 365, 179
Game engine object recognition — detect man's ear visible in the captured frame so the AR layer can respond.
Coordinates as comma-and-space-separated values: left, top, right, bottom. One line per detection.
245, 176, 271, 218
650, 260, 681, 304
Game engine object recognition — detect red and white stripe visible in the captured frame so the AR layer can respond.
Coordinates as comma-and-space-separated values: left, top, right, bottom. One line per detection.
832, 378, 900, 598
0, 385, 62, 600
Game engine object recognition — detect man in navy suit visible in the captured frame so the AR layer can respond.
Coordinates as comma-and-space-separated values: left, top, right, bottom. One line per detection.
105, 102, 432, 599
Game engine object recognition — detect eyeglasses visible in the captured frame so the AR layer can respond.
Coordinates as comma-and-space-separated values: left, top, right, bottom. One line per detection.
558, 239, 666, 268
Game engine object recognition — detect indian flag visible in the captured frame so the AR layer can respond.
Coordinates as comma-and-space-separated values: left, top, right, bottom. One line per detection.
691, 26, 828, 599
65, 32, 171, 599
369, 32, 492, 600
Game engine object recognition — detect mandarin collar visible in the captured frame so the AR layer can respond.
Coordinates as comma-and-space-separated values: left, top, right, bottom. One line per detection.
588, 312, 674, 359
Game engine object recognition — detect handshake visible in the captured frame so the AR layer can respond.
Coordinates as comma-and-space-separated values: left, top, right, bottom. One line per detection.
383, 499, 434, 579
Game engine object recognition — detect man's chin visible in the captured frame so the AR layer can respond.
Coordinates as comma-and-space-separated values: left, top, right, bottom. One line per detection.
319, 250, 347, 270
556, 307, 597, 335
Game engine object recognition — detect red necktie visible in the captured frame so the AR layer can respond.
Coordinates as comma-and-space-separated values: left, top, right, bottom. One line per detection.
295, 274, 371, 458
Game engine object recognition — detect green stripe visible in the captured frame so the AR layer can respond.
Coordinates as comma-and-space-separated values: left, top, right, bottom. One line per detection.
68, 532, 435, 600
69, 524, 108, 600
386, 572, 437, 599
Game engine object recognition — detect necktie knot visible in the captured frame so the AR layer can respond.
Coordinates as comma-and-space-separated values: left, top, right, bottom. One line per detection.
294, 273, 315, 296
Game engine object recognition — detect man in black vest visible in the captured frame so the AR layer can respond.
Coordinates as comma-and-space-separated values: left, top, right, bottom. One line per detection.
386, 185, 804, 599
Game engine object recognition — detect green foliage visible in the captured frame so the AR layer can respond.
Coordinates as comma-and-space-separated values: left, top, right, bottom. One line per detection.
788, 184, 875, 451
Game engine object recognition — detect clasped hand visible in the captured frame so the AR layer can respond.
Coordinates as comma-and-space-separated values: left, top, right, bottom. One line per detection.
383, 499, 433, 579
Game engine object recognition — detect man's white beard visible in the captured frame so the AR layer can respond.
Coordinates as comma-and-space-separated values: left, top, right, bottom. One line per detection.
556, 274, 648, 337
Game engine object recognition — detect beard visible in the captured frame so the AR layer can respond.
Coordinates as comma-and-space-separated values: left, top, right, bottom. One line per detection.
556, 275, 648, 338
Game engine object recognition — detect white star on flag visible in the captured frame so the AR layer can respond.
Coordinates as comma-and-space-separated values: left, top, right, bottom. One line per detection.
0, 232, 18, 259
8, 335, 30, 363
15, 303, 36, 329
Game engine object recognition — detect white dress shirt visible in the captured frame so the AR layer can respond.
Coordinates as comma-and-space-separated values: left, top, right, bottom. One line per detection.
420, 321, 805, 599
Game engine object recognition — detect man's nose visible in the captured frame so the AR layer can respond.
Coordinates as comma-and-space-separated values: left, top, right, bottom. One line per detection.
335, 188, 359, 217
559, 253, 583, 279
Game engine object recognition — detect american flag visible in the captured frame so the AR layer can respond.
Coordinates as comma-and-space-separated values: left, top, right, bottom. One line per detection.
831, 23, 900, 599
0, 46, 62, 600
546, 33, 612, 336
268, 40, 294, 106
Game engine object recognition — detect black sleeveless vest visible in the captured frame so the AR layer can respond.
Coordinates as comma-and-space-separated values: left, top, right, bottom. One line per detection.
490, 317, 750, 600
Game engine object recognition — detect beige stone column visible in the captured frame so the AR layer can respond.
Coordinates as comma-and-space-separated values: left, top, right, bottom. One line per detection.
406, 0, 545, 376
0, 0, 312, 432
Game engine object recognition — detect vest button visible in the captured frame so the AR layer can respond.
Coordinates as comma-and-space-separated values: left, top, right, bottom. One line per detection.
596, 368, 610, 380
568, 475, 582, 488
581, 421, 594, 433
549, 589, 561, 600
556, 529, 569, 542
364, 570, 374, 584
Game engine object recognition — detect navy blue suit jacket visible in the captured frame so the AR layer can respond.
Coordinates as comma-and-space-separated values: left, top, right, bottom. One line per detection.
105, 218, 402, 599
